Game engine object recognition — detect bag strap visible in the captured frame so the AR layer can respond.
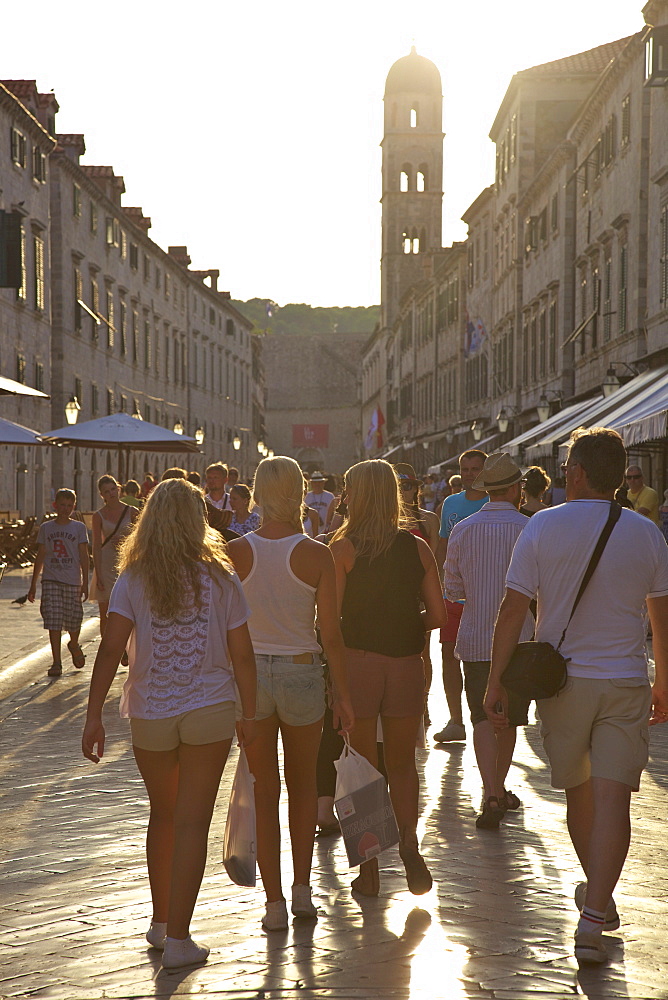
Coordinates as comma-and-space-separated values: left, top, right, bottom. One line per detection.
556, 501, 621, 651
101, 505, 130, 548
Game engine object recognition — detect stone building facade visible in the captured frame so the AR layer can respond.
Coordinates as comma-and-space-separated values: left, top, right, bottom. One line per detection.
0, 80, 263, 514
263, 333, 365, 475
0, 81, 56, 514
363, 4, 668, 487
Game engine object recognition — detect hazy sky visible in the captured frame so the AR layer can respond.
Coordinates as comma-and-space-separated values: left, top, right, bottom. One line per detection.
5, 1, 645, 307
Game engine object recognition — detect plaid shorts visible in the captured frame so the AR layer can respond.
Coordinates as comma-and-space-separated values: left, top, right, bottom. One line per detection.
40, 579, 84, 632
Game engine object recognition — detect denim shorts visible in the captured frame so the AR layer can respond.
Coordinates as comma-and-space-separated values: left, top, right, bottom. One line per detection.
241, 653, 325, 727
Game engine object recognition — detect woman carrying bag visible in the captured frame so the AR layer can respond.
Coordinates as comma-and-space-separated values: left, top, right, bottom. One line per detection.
330, 459, 446, 897
227, 456, 354, 931
82, 479, 257, 969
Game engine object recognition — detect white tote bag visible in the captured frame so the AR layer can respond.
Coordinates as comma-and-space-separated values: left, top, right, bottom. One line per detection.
223, 748, 257, 887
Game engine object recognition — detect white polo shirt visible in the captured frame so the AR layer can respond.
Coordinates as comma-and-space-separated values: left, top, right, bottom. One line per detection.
506, 500, 668, 679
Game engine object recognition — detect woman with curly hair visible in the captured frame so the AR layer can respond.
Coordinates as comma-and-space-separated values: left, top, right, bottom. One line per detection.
330, 459, 446, 897
520, 466, 551, 516
82, 479, 257, 969
226, 456, 354, 931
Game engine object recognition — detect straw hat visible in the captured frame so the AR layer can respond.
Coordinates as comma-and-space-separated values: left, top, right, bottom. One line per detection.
471, 452, 523, 492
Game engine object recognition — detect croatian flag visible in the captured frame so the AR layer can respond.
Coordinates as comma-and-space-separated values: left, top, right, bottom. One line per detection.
365, 407, 386, 451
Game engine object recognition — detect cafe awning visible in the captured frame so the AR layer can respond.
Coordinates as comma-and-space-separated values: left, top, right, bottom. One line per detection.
525, 367, 668, 459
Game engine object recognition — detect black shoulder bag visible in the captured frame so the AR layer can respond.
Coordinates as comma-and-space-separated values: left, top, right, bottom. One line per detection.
502, 501, 622, 701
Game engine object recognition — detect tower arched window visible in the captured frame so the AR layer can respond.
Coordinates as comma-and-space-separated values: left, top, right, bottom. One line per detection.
400, 170, 409, 192
410, 105, 419, 128
417, 167, 427, 192
402, 231, 412, 254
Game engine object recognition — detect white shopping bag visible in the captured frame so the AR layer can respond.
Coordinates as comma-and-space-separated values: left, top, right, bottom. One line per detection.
334, 736, 399, 867
223, 748, 257, 887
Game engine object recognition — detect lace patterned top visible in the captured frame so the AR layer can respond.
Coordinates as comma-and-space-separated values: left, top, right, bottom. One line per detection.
109, 564, 250, 719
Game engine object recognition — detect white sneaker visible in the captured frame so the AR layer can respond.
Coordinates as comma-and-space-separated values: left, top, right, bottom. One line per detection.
162, 935, 210, 969
145, 921, 167, 950
574, 930, 607, 965
262, 899, 289, 931
291, 884, 317, 918
574, 881, 620, 931
433, 720, 466, 743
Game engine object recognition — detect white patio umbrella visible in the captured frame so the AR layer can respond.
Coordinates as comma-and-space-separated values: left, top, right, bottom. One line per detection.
41, 413, 200, 481
0, 416, 44, 445
0, 375, 49, 398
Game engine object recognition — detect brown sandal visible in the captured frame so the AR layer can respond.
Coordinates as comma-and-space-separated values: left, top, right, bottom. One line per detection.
67, 641, 85, 669
47, 663, 62, 677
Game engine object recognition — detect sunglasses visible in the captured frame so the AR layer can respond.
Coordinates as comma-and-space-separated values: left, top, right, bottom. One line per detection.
625, 474, 642, 480
399, 481, 418, 490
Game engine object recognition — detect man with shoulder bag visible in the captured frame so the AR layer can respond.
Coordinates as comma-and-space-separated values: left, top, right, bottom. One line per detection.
484, 428, 668, 966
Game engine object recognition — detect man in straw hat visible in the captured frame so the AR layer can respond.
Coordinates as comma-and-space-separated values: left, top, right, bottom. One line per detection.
485, 428, 668, 965
443, 453, 533, 830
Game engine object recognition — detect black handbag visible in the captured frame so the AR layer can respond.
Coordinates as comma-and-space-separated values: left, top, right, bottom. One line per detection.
502, 501, 622, 701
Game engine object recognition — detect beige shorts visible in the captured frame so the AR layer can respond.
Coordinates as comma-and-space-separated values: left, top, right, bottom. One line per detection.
537, 676, 651, 791
130, 700, 236, 751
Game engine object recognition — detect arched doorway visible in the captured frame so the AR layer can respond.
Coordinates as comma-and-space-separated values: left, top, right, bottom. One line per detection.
295, 447, 326, 474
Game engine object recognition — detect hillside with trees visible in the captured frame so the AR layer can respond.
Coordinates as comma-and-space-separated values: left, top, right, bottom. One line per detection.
230, 299, 380, 337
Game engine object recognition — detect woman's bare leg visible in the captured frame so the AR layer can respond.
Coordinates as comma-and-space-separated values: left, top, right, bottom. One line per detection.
281, 717, 323, 886
348, 717, 381, 894
244, 714, 282, 901
98, 600, 109, 637
381, 715, 422, 838
133, 745, 179, 924
134, 738, 232, 938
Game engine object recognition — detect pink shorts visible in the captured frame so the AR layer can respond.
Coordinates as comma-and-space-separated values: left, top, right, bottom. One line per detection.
440, 599, 463, 644
344, 647, 425, 719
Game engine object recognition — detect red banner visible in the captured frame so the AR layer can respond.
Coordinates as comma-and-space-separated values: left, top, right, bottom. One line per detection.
292, 424, 329, 447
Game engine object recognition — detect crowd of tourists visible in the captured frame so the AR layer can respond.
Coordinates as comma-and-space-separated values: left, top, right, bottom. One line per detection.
25, 433, 668, 970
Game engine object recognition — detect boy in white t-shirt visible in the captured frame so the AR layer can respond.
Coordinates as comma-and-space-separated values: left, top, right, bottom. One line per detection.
28, 489, 89, 677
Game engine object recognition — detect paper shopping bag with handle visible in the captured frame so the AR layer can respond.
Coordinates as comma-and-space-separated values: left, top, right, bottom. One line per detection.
334, 736, 399, 867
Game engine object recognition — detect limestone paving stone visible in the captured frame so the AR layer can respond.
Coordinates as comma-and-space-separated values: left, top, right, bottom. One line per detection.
2, 634, 668, 999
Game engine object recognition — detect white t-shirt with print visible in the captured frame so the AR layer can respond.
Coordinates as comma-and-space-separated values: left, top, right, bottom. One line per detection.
506, 500, 668, 679
109, 565, 250, 718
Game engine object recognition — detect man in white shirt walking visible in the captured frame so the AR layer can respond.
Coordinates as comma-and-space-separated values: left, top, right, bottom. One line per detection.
485, 428, 668, 966
305, 472, 334, 531
444, 453, 533, 830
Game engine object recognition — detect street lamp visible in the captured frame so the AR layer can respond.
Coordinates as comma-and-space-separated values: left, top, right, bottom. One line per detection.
195, 426, 205, 446
471, 420, 483, 442
65, 396, 80, 425
496, 405, 520, 433
173, 419, 184, 435
536, 395, 551, 423
602, 366, 621, 397
267, 449, 274, 459
131, 405, 142, 420
233, 431, 241, 451
536, 391, 563, 422
257, 439, 265, 454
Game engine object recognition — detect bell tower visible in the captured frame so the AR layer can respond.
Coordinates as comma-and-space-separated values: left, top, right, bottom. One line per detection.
381, 47, 444, 330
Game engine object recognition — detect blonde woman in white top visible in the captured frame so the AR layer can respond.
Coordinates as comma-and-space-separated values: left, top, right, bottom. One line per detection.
82, 480, 257, 969
227, 456, 354, 932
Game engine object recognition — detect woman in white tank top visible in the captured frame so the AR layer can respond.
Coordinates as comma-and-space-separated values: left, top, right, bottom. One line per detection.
227, 456, 354, 932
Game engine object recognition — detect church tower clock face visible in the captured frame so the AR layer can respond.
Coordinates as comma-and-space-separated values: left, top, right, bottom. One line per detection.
381, 47, 444, 332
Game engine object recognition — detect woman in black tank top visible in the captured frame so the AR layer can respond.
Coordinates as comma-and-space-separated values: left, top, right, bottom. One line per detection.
330, 460, 446, 897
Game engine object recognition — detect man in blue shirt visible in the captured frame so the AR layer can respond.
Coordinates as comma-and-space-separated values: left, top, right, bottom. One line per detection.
433, 450, 488, 742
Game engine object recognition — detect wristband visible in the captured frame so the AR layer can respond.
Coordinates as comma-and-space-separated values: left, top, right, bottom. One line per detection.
242, 716, 256, 721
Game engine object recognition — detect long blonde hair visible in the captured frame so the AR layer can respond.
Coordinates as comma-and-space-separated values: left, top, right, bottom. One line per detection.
332, 459, 406, 560
252, 456, 304, 532
117, 478, 233, 618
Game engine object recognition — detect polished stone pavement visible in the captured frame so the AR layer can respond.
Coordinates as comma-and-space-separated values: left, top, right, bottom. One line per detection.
1, 613, 668, 999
